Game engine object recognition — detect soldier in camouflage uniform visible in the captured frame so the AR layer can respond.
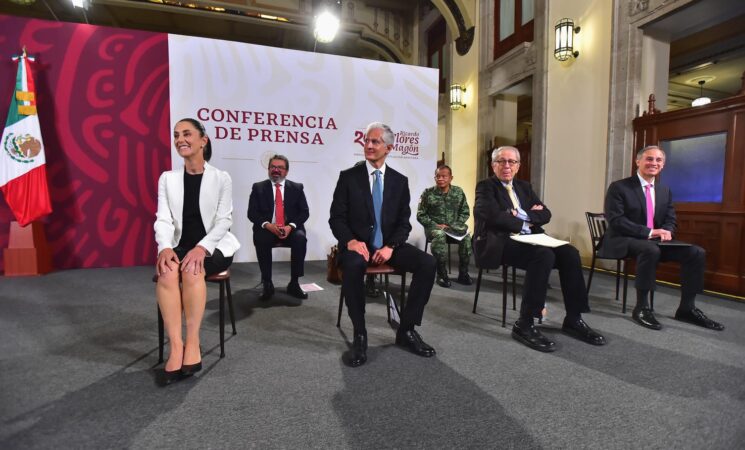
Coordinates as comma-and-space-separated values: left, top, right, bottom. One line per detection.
417, 165, 472, 288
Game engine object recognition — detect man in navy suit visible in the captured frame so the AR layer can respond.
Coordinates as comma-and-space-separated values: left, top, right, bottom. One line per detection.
329, 122, 437, 367
473, 146, 606, 352
601, 145, 723, 331
248, 154, 309, 300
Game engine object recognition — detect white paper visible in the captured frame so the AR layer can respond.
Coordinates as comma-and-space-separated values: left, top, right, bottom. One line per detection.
510, 233, 569, 248
300, 283, 324, 292
444, 230, 468, 241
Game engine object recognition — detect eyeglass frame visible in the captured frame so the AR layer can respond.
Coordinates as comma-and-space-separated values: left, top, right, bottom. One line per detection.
493, 159, 521, 166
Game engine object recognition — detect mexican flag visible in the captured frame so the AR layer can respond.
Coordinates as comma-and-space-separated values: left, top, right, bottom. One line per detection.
0, 49, 52, 226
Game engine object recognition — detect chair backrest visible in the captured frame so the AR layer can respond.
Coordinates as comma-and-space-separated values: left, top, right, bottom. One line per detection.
585, 212, 608, 252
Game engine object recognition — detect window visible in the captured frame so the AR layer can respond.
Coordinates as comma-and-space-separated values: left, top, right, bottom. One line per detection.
494, 0, 534, 60
427, 18, 448, 94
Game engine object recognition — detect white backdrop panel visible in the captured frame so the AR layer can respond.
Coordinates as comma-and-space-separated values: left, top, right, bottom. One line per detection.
168, 35, 438, 263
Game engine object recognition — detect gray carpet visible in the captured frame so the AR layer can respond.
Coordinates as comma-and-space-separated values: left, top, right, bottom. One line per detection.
1, 260, 744, 449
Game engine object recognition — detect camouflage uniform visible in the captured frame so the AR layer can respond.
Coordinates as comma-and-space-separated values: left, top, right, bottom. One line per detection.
417, 185, 472, 273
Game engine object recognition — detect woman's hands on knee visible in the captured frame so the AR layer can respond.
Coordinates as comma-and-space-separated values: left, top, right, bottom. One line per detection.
157, 248, 180, 276
181, 246, 208, 275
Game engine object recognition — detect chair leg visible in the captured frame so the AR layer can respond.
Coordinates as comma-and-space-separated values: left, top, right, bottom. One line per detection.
472, 269, 483, 313
650, 291, 655, 312
226, 278, 236, 335
502, 265, 508, 328
400, 273, 406, 312
614, 259, 621, 301
385, 274, 391, 324
336, 290, 344, 327
447, 243, 452, 274
157, 305, 164, 364
622, 260, 629, 314
511, 266, 517, 311
586, 254, 597, 296
219, 280, 226, 358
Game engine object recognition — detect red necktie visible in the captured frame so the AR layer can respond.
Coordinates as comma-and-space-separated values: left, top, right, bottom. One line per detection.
275, 183, 285, 226
645, 184, 654, 229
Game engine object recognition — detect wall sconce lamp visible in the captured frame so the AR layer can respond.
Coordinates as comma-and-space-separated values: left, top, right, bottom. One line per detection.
450, 84, 466, 110
691, 80, 711, 107
554, 18, 580, 61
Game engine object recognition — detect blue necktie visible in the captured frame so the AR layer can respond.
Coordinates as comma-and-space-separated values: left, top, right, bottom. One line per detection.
372, 170, 383, 250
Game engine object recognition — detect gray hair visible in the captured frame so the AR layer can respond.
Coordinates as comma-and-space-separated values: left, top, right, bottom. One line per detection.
491, 146, 520, 162
365, 122, 395, 146
636, 145, 665, 161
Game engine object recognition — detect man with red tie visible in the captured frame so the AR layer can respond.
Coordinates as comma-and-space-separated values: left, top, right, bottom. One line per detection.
601, 145, 723, 331
248, 154, 309, 300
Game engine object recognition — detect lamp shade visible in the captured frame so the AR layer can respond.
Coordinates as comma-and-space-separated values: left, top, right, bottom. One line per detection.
554, 18, 578, 61
450, 84, 466, 110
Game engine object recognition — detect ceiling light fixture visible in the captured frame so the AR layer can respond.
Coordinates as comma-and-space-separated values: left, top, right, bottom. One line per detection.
313, 10, 340, 43
692, 80, 711, 107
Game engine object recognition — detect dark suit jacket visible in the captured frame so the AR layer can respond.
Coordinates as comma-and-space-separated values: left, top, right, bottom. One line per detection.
600, 175, 676, 259
328, 163, 411, 250
247, 179, 309, 233
472, 176, 551, 269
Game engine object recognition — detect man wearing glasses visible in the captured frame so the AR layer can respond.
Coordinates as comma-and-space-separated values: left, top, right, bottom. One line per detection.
248, 154, 310, 301
473, 146, 606, 352
329, 122, 437, 367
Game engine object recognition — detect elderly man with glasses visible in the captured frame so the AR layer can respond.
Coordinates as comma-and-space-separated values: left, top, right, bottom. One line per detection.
473, 146, 606, 352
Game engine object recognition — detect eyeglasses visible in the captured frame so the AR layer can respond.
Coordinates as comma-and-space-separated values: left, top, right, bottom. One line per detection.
494, 159, 520, 166
269, 165, 287, 171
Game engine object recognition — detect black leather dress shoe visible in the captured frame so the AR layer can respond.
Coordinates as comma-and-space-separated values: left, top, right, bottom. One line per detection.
286, 281, 308, 299
180, 361, 202, 377
437, 275, 451, 288
511, 322, 556, 352
674, 307, 724, 331
347, 333, 367, 367
632, 308, 661, 330
395, 329, 436, 357
456, 272, 473, 285
562, 317, 607, 345
259, 280, 274, 301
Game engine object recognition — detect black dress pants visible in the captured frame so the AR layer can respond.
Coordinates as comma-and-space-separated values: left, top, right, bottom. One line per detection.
626, 239, 705, 298
339, 243, 436, 332
501, 239, 590, 319
253, 228, 306, 282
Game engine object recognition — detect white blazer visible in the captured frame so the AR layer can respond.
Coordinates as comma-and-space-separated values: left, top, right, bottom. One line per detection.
154, 162, 240, 257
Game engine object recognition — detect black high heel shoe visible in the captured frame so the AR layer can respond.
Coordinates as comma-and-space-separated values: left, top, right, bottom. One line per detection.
180, 361, 202, 376
181, 346, 202, 376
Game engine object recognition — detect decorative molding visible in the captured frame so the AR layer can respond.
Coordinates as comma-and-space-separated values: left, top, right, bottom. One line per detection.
629, 0, 650, 16
442, 0, 474, 55
359, 36, 401, 63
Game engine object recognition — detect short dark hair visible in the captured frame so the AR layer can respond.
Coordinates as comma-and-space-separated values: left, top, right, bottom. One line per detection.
177, 118, 212, 162
269, 154, 290, 171
435, 165, 452, 176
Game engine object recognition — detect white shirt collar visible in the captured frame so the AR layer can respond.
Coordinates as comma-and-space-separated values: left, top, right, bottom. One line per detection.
366, 160, 386, 176
636, 172, 653, 188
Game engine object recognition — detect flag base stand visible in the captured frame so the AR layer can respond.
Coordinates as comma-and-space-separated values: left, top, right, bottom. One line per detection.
3, 221, 53, 276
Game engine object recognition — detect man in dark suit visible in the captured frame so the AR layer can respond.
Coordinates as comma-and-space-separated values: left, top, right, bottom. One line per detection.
601, 145, 723, 331
473, 146, 606, 352
248, 154, 309, 300
329, 122, 437, 367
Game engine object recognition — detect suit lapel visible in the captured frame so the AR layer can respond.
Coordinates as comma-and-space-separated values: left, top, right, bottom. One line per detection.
355, 164, 374, 221
199, 163, 215, 229
382, 167, 397, 223
654, 184, 666, 226
632, 178, 648, 224
170, 168, 185, 225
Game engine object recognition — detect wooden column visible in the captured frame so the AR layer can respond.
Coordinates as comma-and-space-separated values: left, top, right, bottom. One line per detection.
3, 221, 53, 276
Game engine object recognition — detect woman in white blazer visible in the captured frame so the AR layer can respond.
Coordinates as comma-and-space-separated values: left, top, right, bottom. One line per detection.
154, 118, 240, 385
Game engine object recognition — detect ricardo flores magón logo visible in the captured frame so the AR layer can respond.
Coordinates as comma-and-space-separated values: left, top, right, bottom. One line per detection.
354, 129, 420, 159
3, 132, 42, 164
